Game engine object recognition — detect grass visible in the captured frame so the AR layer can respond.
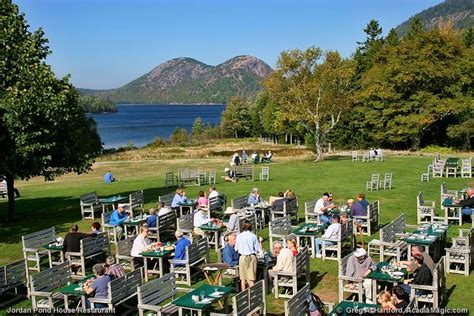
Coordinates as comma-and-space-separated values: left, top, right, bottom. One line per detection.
0, 152, 473, 314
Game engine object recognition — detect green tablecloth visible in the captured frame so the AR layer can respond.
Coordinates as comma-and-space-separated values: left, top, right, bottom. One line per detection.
140, 249, 172, 258
172, 284, 233, 310
98, 195, 127, 204
367, 262, 406, 282
124, 216, 148, 225
178, 200, 196, 207
329, 300, 379, 315
43, 243, 63, 251
293, 223, 327, 236
405, 224, 447, 246
442, 198, 461, 207
446, 157, 459, 167
200, 224, 226, 232
58, 274, 94, 296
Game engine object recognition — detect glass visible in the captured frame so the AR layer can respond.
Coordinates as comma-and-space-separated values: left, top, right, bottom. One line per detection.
200, 290, 205, 300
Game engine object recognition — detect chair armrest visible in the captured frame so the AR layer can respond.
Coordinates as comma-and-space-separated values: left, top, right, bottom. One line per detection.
30, 291, 54, 297
339, 276, 363, 283
88, 297, 110, 304
274, 271, 296, 277
410, 284, 435, 291
170, 259, 187, 265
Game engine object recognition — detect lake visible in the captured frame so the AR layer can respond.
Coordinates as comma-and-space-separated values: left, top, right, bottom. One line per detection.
90, 104, 225, 149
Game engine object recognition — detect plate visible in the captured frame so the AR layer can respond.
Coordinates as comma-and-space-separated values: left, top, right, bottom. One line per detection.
209, 292, 223, 297
163, 246, 175, 251
196, 298, 212, 304
74, 287, 82, 291
391, 271, 404, 277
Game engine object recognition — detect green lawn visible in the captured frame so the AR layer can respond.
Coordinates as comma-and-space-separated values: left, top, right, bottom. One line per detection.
0, 154, 472, 314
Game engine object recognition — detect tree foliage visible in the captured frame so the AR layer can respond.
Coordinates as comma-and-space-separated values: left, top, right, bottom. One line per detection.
0, 0, 102, 221
79, 95, 117, 113
220, 96, 252, 138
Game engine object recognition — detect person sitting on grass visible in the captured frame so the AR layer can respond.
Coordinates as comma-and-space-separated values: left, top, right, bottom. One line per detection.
84, 263, 112, 309
104, 170, 116, 184
223, 167, 237, 182
145, 208, 157, 228
91, 222, 101, 236
109, 205, 129, 240
104, 255, 125, 280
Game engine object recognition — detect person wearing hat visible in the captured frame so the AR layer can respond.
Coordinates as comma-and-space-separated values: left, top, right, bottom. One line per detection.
222, 167, 237, 182
346, 247, 377, 303
314, 215, 341, 258
224, 207, 240, 232
193, 207, 212, 238
314, 192, 337, 224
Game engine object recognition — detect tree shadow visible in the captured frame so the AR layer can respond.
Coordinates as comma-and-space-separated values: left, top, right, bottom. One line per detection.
310, 271, 327, 288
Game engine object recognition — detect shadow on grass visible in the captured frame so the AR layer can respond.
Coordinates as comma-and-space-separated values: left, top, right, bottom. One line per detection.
310, 271, 327, 288
444, 285, 456, 307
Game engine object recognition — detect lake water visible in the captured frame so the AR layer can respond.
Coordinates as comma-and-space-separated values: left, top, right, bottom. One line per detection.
90, 104, 225, 149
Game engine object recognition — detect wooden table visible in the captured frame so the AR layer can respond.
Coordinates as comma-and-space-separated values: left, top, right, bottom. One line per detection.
366, 262, 408, 303
58, 274, 94, 309
292, 223, 328, 257
99, 195, 128, 212
445, 157, 459, 177
200, 224, 226, 252
123, 215, 148, 238
173, 284, 233, 316
42, 243, 64, 268
442, 198, 463, 226
140, 249, 173, 282
405, 223, 448, 262
178, 200, 196, 217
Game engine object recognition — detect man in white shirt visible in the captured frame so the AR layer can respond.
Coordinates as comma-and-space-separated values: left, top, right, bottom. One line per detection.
314, 215, 341, 258
130, 226, 152, 265
269, 241, 294, 279
157, 201, 172, 217
208, 185, 219, 199
314, 192, 336, 224
193, 207, 211, 237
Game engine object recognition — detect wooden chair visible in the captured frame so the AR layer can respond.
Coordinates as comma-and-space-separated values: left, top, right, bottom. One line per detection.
411, 256, 446, 309
461, 158, 472, 178
366, 173, 380, 191
164, 172, 175, 188
432, 163, 445, 178
231, 195, 248, 210
153, 211, 177, 242
234, 165, 254, 181
232, 280, 266, 316
158, 192, 175, 208
116, 237, 136, 272
304, 199, 319, 223
0, 260, 27, 307
351, 151, 358, 162
177, 169, 201, 186
273, 247, 310, 298
22, 227, 57, 273
269, 216, 292, 247
271, 198, 299, 223
378, 214, 408, 262
80, 192, 102, 220
445, 228, 473, 276
102, 210, 119, 245
352, 200, 379, 236
417, 192, 436, 224
177, 212, 194, 239
208, 169, 217, 185
440, 182, 458, 207
89, 268, 143, 309
65, 235, 109, 279
236, 214, 258, 234
338, 254, 364, 302
208, 194, 226, 215
170, 237, 209, 286
259, 166, 270, 181
381, 172, 392, 190
0, 180, 7, 198
124, 190, 144, 218
322, 220, 354, 261
137, 272, 178, 316
30, 262, 70, 309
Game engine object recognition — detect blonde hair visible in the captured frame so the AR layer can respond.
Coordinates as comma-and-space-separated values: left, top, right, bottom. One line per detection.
287, 239, 297, 249
378, 290, 393, 304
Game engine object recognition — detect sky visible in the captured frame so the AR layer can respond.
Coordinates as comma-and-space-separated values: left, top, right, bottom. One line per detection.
15, 0, 445, 90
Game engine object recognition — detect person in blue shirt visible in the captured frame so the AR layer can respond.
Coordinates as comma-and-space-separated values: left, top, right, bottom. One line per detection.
173, 230, 191, 267
104, 170, 115, 184
247, 187, 261, 206
357, 193, 369, 211
171, 188, 187, 210
222, 233, 239, 267
145, 208, 157, 228
84, 263, 112, 309
109, 205, 128, 240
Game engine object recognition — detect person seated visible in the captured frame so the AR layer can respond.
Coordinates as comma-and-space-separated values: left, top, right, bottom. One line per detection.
145, 208, 157, 228
247, 187, 262, 206
91, 222, 101, 236
315, 215, 341, 258
156, 201, 171, 217
391, 285, 410, 311
63, 224, 90, 253
314, 192, 336, 224
130, 226, 153, 266
231, 152, 241, 166
224, 207, 239, 232
269, 241, 294, 279
208, 185, 219, 199
251, 151, 259, 164
173, 230, 191, 266
454, 188, 474, 223
197, 191, 208, 208
222, 233, 240, 267
104, 255, 125, 280
398, 245, 434, 272
104, 170, 115, 184
241, 150, 248, 164
377, 290, 397, 311
284, 189, 297, 201
223, 167, 237, 183
84, 263, 112, 309
287, 238, 298, 256
399, 253, 433, 295
109, 205, 129, 240
357, 193, 369, 211
261, 150, 273, 163
345, 248, 377, 303
171, 188, 187, 210
0, 176, 20, 198
269, 191, 285, 207
193, 207, 212, 237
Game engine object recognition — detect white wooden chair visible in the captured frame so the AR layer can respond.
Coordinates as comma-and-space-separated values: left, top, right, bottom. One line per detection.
79, 192, 102, 220
461, 158, 472, 178
22, 227, 57, 273
445, 228, 473, 276
0, 260, 27, 306
378, 214, 408, 262
259, 166, 270, 181
65, 235, 109, 279
366, 173, 380, 191
381, 172, 392, 189
269, 216, 292, 247
30, 262, 70, 309
352, 200, 379, 236
440, 182, 459, 207
432, 163, 445, 178
164, 172, 175, 188
322, 220, 354, 261
304, 199, 319, 224
273, 247, 310, 298
102, 210, 119, 245
123, 190, 144, 218
170, 237, 209, 286
411, 257, 446, 309
158, 192, 174, 208
417, 192, 435, 224
338, 254, 364, 302
137, 272, 178, 316
351, 151, 358, 162
116, 237, 136, 272
232, 280, 266, 315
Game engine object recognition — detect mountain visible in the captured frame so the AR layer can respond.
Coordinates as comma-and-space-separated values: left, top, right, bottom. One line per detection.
79, 56, 273, 104
395, 0, 473, 36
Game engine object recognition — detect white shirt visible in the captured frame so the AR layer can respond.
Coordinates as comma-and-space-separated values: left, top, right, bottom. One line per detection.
323, 223, 340, 240
194, 211, 210, 227
273, 248, 294, 272
157, 207, 172, 217
209, 190, 219, 199
131, 234, 151, 257
314, 198, 325, 214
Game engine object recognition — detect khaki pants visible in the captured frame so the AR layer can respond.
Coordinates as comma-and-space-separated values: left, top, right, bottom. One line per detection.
239, 255, 257, 282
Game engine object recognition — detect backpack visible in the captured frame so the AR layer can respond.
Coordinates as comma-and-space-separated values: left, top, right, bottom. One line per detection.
306, 292, 326, 316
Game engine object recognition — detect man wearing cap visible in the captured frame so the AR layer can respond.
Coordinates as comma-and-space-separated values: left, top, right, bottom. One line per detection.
193, 207, 212, 238
224, 207, 239, 232
109, 204, 129, 240
314, 192, 336, 224
235, 220, 260, 290
314, 215, 341, 258
346, 248, 377, 303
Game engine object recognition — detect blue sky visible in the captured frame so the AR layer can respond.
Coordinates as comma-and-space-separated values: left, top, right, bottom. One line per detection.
15, 0, 444, 90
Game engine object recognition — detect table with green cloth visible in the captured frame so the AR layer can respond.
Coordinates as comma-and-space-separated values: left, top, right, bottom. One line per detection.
442, 198, 463, 226
445, 157, 460, 178
172, 284, 233, 316
43, 243, 64, 268
329, 300, 379, 315
257, 256, 277, 294
123, 214, 148, 238
405, 223, 448, 262
200, 223, 226, 252
292, 223, 328, 258
140, 249, 173, 282
98, 195, 128, 212
367, 262, 408, 303
58, 274, 94, 309
178, 199, 196, 217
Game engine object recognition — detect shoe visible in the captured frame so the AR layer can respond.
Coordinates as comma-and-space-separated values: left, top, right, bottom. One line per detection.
316, 253, 322, 258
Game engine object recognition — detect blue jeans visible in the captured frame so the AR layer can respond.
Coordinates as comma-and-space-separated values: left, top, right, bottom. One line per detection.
462, 208, 472, 216
319, 214, 331, 224
399, 283, 426, 296
315, 238, 335, 255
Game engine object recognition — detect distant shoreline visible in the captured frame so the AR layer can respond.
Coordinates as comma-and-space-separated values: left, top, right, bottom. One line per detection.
116, 103, 226, 106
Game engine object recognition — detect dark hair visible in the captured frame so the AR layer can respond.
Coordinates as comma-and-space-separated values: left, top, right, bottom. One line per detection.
357, 193, 365, 199
414, 253, 424, 265
278, 191, 284, 197
242, 220, 253, 232
71, 224, 79, 232
322, 192, 330, 197
199, 191, 205, 197
393, 286, 408, 300
92, 222, 101, 230
332, 215, 340, 223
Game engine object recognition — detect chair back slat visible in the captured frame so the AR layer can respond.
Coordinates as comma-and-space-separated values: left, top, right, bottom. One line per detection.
138, 272, 176, 306
232, 195, 248, 209
284, 283, 310, 316
22, 227, 56, 250
81, 235, 109, 257
80, 192, 99, 205
117, 237, 135, 256
177, 212, 194, 232
158, 192, 175, 207
270, 216, 292, 236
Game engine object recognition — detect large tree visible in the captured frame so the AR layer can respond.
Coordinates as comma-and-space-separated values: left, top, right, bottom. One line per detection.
264, 47, 355, 160
0, 1, 102, 221
220, 96, 252, 138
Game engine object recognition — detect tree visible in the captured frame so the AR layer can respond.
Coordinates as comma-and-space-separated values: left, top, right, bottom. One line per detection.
191, 117, 203, 139
462, 27, 473, 48
0, 1, 102, 221
406, 17, 424, 39
170, 127, 188, 143
264, 47, 355, 160
220, 96, 252, 138
354, 20, 384, 76
385, 28, 400, 46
